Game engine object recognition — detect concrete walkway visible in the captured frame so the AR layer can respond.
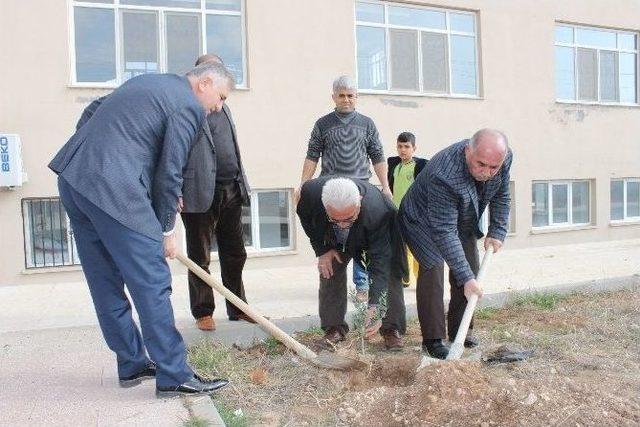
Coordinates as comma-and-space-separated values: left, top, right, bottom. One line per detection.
1, 238, 639, 426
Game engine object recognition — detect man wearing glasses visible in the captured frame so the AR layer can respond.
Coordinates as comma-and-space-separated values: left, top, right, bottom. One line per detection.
296, 176, 407, 350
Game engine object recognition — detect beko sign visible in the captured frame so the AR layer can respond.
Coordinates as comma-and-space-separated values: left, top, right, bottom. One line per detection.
0, 134, 23, 187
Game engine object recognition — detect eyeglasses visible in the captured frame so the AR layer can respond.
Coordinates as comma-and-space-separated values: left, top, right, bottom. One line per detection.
327, 213, 358, 227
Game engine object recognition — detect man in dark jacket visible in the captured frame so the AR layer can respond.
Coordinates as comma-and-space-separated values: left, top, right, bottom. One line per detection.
398, 129, 512, 359
179, 54, 252, 332
48, 62, 233, 397
297, 176, 407, 350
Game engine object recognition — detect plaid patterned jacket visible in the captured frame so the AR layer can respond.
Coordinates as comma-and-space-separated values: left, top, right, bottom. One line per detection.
398, 139, 512, 286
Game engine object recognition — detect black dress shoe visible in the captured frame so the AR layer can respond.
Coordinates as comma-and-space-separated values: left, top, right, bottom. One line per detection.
323, 326, 345, 345
422, 339, 450, 360
119, 362, 156, 388
156, 374, 229, 398
448, 333, 480, 348
464, 335, 479, 348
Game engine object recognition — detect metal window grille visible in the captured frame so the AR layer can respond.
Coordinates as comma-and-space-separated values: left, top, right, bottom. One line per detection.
22, 198, 81, 269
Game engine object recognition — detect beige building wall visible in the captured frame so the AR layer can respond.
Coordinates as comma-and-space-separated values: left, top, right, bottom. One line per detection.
0, 0, 639, 286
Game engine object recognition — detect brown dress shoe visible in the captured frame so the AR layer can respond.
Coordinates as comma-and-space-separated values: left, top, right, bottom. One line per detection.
381, 329, 404, 351
196, 316, 216, 331
323, 327, 345, 345
229, 313, 259, 324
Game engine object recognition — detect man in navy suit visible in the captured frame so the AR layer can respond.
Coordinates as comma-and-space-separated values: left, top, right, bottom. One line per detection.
49, 62, 233, 397
398, 129, 512, 359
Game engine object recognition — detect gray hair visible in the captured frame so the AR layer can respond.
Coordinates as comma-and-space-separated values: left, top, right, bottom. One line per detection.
186, 61, 236, 89
469, 128, 509, 152
321, 178, 361, 210
332, 75, 357, 93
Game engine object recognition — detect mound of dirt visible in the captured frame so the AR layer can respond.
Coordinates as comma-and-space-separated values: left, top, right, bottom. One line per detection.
339, 360, 515, 426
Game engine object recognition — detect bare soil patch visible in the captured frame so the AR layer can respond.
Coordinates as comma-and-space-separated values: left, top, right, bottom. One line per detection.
188, 288, 640, 426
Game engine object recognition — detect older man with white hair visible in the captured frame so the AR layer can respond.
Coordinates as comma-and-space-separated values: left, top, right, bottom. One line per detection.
297, 176, 407, 350
398, 129, 513, 360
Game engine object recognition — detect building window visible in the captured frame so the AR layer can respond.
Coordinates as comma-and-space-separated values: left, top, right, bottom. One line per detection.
22, 198, 81, 269
555, 24, 638, 104
70, 0, 246, 87
478, 181, 516, 235
211, 189, 294, 253
355, 1, 478, 96
532, 180, 592, 228
611, 178, 640, 222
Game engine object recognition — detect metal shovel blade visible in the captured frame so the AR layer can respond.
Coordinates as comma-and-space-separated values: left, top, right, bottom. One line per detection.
418, 349, 482, 369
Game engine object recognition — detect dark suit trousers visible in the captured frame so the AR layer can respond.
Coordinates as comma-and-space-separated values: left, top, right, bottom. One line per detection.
416, 237, 479, 341
319, 255, 406, 336
58, 177, 193, 388
181, 182, 247, 319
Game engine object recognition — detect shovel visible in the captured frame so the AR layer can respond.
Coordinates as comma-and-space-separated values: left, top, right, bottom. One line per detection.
176, 253, 367, 371
418, 246, 494, 369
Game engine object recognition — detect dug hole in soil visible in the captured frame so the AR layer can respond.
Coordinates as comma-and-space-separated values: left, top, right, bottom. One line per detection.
190, 288, 640, 426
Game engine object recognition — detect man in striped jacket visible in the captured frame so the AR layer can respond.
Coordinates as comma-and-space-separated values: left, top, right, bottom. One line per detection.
398, 129, 512, 359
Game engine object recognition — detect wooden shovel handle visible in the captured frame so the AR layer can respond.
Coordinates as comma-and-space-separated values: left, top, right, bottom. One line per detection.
450, 247, 494, 348
175, 253, 318, 360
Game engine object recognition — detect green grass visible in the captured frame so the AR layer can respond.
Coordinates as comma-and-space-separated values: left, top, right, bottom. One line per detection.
182, 416, 211, 427
262, 336, 286, 355
475, 306, 499, 320
510, 292, 565, 310
490, 324, 515, 342
214, 401, 250, 427
297, 325, 324, 337
263, 326, 324, 355
188, 340, 231, 374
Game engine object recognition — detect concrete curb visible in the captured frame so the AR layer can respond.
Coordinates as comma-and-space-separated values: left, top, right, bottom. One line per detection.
182, 273, 640, 350
183, 395, 226, 426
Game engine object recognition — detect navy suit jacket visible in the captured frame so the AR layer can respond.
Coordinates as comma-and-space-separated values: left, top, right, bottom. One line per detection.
49, 74, 205, 241
74, 97, 250, 213
399, 140, 512, 286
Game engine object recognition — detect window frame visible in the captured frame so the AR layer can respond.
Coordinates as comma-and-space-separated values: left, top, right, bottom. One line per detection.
610, 178, 640, 223
22, 197, 82, 269
555, 23, 639, 106
68, 0, 247, 88
531, 180, 592, 230
209, 188, 295, 257
354, 0, 480, 98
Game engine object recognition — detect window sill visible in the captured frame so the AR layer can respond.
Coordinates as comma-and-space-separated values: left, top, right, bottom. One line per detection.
530, 224, 597, 235
360, 90, 483, 100
610, 219, 640, 227
210, 249, 298, 261
67, 83, 250, 91
555, 100, 640, 109
21, 265, 83, 275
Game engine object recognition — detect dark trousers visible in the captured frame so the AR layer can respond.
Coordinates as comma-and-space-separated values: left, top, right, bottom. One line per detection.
181, 182, 247, 319
416, 237, 479, 341
58, 177, 193, 388
319, 255, 406, 336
